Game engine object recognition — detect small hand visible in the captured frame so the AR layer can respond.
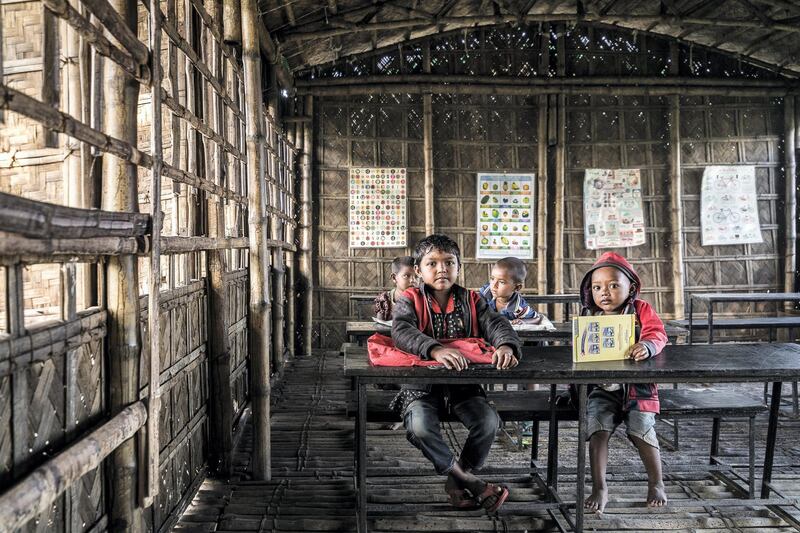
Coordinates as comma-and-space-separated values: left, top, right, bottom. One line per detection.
431, 347, 469, 371
627, 342, 650, 361
493, 345, 519, 369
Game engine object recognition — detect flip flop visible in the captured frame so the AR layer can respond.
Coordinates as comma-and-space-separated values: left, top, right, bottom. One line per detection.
445, 488, 480, 510
474, 483, 509, 513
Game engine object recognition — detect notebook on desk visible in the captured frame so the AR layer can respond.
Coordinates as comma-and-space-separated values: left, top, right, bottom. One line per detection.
572, 314, 635, 362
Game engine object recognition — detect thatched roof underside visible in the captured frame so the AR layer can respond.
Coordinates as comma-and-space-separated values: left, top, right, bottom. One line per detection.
258, 0, 800, 77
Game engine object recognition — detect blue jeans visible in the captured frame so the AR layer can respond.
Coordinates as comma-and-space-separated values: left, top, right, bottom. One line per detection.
403, 386, 500, 475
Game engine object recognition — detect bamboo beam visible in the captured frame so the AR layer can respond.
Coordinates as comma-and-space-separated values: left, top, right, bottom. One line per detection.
295, 74, 796, 89
280, 13, 800, 44
242, 0, 272, 481
299, 96, 314, 355
258, 25, 293, 91
72, 0, 149, 65
422, 42, 434, 235
536, 24, 549, 300
160, 235, 250, 251
222, 0, 241, 43
553, 25, 566, 315
42, 6, 60, 147
784, 96, 797, 301
0, 402, 147, 533
142, 0, 163, 506
102, 0, 142, 525
0, 191, 150, 239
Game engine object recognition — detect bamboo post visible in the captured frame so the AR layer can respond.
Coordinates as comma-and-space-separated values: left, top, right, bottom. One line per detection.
241, 0, 272, 480
553, 26, 566, 316
222, 0, 241, 44
536, 24, 549, 303
785, 96, 797, 302
269, 115, 287, 374
101, 0, 142, 526
206, 0, 234, 476
286, 107, 297, 358
422, 42, 434, 235
143, 0, 163, 507
42, 6, 60, 147
299, 95, 314, 355
668, 42, 686, 318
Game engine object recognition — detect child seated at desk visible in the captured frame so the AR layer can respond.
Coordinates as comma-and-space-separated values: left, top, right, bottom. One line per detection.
392, 234, 521, 512
374, 256, 417, 321
578, 252, 668, 513
479, 256, 543, 324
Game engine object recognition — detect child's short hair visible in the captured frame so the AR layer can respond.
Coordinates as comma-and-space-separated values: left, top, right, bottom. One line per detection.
413, 234, 461, 266
494, 257, 527, 285
391, 256, 415, 274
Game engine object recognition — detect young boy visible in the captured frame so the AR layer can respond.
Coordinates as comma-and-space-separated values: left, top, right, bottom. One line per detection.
579, 252, 669, 514
374, 256, 417, 321
392, 234, 521, 512
479, 257, 542, 324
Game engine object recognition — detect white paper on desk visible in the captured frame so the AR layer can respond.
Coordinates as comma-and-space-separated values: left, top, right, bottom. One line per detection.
512, 315, 556, 331
372, 317, 392, 327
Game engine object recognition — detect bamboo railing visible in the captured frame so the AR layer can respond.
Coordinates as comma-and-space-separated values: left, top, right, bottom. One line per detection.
0, 0, 298, 527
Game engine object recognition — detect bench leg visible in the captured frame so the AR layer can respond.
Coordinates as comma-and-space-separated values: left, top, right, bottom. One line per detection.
547, 385, 559, 493
672, 416, 680, 450
764, 382, 769, 405
710, 417, 720, 465
793, 382, 799, 418
531, 420, 540, 463
748, 415, 755, 499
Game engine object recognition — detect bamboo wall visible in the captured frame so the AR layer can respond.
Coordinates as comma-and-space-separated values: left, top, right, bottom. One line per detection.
309, 24, 793, 349
0, 0, 298, 528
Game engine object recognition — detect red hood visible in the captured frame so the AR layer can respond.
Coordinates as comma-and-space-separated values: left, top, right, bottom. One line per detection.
579, 252, 642, 311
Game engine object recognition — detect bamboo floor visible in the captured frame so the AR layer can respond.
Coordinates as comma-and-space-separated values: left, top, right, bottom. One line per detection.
175, 350, 800, 532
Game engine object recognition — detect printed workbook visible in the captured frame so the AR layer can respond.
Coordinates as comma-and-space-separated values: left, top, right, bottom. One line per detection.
572, 314, 635, 362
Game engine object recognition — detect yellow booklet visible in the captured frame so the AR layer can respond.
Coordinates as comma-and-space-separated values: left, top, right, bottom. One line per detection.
572, 314, 636, 363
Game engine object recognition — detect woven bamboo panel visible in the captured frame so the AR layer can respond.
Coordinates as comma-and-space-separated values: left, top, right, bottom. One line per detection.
563, 93, 674, 315
680, 95, 783, 316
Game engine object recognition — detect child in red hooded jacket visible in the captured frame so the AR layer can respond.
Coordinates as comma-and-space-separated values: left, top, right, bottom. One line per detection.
579, 252, 668, 514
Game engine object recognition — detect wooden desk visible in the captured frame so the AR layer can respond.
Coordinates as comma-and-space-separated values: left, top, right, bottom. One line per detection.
345, 320, 687, 345
684, 292, 800, 345
344, 342, 800, 532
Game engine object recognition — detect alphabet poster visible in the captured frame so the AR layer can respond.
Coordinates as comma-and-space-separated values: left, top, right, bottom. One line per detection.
349, 167, 407, 248
476, 173, 535, 260
701, 165, 761, 246
583, 169, 646, 250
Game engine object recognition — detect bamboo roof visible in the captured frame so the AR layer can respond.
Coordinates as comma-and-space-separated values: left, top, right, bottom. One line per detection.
259, 0, 800, 77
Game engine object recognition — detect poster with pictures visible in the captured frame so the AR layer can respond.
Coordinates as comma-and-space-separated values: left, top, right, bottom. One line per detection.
583, 169, 646, 250
701, 165, 761, 246
349, 167, 407, 248
476, 173, 535, 260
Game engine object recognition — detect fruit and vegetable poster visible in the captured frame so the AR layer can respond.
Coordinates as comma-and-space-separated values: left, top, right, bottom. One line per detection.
349, 167, 407, 248
701, 165, 761, 246
583, 169, 646, 250
476, 173, 535, 260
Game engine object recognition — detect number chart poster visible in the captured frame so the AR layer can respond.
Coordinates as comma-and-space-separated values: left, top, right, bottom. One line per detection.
583, 169, 646, 250
349, 167, 407, 248
476, 173, 535, 260
701, 165, 761, 246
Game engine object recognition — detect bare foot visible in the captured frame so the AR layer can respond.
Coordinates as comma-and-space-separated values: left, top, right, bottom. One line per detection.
584, 485, 608, 514
647, 483, 668, 507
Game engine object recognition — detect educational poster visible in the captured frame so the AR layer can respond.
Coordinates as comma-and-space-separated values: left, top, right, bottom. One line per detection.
476, 173, 535, 260
572, 314, 635, 363
349, 167, 407, 248
701, 165, 761, 246
583, 169, 646, 250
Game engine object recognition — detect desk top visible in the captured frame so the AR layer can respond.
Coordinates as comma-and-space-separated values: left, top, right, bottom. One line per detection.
346, 320, 687, 339
349, 293, 581, 302
690, 292, 800, 303
343, 342, 800, 384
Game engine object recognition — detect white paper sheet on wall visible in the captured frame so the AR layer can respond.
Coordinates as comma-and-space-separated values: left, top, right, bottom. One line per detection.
349, 167, 407, 248
701, 165, 761, 246
476, 173, 535, 260
583, 168, 646, 250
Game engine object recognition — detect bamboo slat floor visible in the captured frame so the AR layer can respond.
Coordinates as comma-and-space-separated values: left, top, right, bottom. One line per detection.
175, 351, 800, 532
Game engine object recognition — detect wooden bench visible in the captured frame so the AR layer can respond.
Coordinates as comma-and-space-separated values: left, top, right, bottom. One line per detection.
348, 387, 765, 497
